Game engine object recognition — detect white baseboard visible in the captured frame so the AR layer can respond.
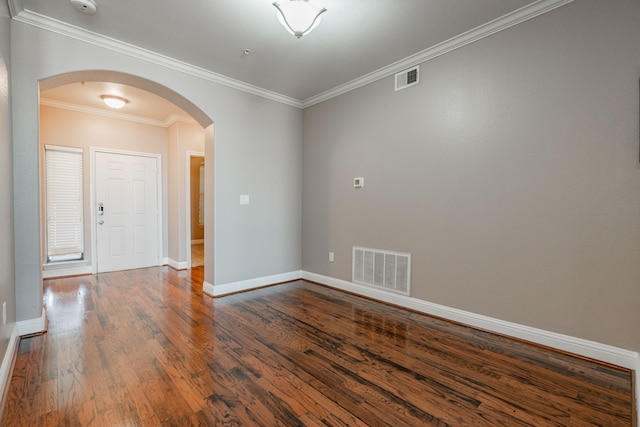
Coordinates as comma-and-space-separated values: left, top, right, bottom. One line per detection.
17, 308, 47, 337
204, 270, 302, 297
42, 265, 92, 279
0, 325, 19, 410
167, 258, 188, 270
203, 280, 214, 296
302, 270, 640, 421
202, 269, 639, 423
635, 356, 640, 427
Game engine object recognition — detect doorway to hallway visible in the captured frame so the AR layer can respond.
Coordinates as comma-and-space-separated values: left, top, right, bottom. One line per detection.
187, 152, 205, 268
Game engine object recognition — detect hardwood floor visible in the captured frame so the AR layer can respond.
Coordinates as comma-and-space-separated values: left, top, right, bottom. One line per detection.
191, 244, 204, 267
3, 267, 634, 426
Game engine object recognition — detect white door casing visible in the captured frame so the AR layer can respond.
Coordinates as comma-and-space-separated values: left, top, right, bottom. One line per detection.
93, 149, 162, 273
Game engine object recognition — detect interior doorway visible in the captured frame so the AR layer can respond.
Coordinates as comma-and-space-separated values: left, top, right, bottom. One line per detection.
187, 151, 205, 268
38, 71, 214, 279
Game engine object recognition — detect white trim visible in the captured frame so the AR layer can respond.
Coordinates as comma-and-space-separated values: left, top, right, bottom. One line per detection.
635, 355, 640, 427
301, 0, 576, 107
42, 265, 92, 279
305, 272, 640, 424
7, 0, 23, 17
167, 258, 188, 271
165, 114, 198, 127
40, 98, 197, 128
17, 308, 47, 336
204, 268, 640, 371
302, 271, 640, 370
204, 270, 302, 297
12, 10, 303, 109
0, 325, 18, 410
90, 147, 163, 274
44, 144, 82, 153
206, 269, 638, 421
203, 280, 214, 296
12, 1, 573, 109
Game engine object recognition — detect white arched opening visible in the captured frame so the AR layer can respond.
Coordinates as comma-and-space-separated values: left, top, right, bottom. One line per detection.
38, 70, 215, 286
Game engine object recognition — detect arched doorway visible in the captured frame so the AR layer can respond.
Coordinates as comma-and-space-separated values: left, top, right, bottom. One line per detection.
39, 71, 214, 278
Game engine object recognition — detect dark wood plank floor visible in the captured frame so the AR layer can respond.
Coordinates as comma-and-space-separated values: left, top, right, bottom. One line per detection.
2, 266, 634, 426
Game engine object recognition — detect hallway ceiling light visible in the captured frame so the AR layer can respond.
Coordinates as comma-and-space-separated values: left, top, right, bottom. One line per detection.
273, 0, 327, 39
100, 95, 128, 109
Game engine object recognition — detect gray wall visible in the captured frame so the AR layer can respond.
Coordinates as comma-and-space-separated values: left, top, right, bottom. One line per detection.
0, 2, 16, 360
302, 0, 640, 352
11, 20, 302, 322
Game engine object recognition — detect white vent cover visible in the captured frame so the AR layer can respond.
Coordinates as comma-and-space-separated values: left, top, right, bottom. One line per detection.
353, 246, 411, 295
395, 66, 419, 91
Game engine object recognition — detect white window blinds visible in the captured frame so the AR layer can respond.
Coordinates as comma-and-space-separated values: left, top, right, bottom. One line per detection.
45, 145, 84, 262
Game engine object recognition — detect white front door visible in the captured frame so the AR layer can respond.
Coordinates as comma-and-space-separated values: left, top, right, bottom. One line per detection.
95, 151, 161, 273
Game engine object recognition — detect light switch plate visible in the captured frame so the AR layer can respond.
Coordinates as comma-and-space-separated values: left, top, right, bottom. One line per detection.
354, 177, 364, 188
240, 194, 250, 205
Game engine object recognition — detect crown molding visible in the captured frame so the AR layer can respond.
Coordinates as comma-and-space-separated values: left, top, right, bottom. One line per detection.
40, 98, 197, 127
14, 0, 573, 110
301, 0, 575, 108
164, 114, 198, 127
12, 10, 304, 109
7, 0, 23, 18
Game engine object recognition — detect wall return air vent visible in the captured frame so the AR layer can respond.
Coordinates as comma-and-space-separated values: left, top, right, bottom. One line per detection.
395, 66, 419, 91
352, 246, 411, 296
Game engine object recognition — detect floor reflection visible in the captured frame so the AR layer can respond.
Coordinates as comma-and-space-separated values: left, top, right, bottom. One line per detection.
352, 306, 408, 348
44, 279, 92, 336
191, 243, 204, 267
3, 268, 631, 426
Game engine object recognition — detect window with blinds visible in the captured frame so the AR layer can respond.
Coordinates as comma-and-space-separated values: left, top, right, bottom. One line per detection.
45, 145, 84, 263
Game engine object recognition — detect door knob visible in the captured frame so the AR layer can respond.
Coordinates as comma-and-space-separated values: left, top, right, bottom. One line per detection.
98, 220, 104, 225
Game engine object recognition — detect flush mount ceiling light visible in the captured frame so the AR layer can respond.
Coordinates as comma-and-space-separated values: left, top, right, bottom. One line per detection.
273, 0, 327, 39
100, 95, 128, 109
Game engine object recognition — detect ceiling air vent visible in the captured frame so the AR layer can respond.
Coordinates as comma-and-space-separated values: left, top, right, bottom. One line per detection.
395, 66, 420, 91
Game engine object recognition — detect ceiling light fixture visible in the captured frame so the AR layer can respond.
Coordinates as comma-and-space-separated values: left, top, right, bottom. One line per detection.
100, 95, 128, 109
273, 0, 326, 39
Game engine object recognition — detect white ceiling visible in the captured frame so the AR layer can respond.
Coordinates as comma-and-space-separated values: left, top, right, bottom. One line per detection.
11, 0, 572, 121
41, 81, 192, 125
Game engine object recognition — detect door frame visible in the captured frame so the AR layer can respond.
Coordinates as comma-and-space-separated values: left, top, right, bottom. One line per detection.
185, 151, 205, 269
90, 147, 163, 274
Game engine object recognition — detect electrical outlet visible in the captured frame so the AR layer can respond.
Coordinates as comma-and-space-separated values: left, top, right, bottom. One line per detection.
329, 252, 334, 262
